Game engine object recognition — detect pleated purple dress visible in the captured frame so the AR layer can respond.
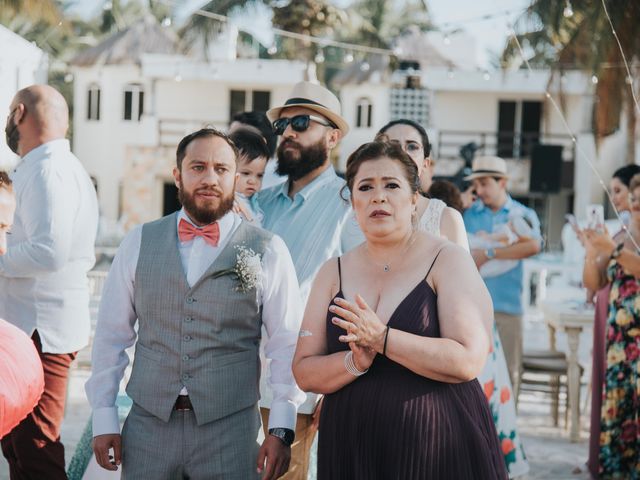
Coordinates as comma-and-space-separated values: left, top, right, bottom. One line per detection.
317, 258, 508, 480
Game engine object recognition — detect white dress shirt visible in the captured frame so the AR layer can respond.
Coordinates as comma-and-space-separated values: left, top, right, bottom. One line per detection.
86, 210, 305, 435
0, 139, 98, 353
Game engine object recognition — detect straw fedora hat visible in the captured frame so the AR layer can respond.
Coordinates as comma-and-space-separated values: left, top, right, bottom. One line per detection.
464, 156, 509, 181
267, 81, 350, 136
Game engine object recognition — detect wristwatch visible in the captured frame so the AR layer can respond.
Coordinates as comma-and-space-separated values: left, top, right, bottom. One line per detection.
484, 248, 496, 259
268, 428, 295, 447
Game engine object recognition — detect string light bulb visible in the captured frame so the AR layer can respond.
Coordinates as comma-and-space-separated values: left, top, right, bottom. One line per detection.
591, 74, 598, 84
483, 70, 491, 81
267, 44, 278, 55
360, 61, 370, 72
344, 52, 354, 63
161, 17, 172, 27
563, 0, 574, 18
314, 50, 325, 64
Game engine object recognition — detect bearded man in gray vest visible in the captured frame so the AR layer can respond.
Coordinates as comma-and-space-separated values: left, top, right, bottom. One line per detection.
85, 128, 305, 479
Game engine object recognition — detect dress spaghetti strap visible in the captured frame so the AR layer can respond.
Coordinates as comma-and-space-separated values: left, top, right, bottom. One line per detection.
425, 248, 445, 281
336, 257, 342, 291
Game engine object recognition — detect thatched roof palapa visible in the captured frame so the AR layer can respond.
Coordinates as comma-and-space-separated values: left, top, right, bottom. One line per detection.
71, 15, 180, 67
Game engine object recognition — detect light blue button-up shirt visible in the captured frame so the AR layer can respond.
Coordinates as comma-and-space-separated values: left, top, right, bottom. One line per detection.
463, 196, 541, 316
257, 166, 355, 303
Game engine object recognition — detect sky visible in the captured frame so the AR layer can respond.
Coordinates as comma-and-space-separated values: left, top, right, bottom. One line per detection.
70, 0, 533, 69
426, 0, 531, 67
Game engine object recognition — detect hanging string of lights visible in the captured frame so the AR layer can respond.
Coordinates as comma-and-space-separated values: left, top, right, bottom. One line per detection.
507, 7, 639, 249
600, 0, 640, 115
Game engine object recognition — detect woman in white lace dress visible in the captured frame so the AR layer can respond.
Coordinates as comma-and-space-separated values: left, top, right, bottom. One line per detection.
375, 120, 467, 247
375, 120, 529, 478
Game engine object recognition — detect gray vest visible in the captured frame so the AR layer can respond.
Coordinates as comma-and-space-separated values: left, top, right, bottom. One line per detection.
126, 213, 272, 425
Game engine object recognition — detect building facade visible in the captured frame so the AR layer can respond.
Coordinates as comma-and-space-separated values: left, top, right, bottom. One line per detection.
0, 25, 48, 170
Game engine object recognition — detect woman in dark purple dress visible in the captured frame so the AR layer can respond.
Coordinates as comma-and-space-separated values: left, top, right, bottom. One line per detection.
293, 142, 507, 479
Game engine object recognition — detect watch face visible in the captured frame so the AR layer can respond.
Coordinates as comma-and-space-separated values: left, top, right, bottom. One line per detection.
269, 428, 294, 446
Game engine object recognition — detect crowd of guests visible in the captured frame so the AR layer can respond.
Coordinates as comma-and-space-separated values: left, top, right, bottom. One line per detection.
1, 79, 637, 480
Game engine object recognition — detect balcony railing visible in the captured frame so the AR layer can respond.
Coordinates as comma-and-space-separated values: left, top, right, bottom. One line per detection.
436, 130, 576, 162
158, 119, 227, 147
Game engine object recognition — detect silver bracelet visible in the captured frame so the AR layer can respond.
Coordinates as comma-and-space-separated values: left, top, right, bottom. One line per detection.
344, 351, 368, 376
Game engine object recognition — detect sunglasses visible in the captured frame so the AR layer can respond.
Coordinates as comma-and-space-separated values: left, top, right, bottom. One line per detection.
273, 114, 336, 136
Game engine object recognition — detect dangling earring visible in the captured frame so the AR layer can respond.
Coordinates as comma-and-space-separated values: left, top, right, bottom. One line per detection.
411, 206, 418, 229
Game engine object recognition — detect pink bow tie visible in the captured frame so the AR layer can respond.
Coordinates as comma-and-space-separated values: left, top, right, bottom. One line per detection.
178, 219, 220, 246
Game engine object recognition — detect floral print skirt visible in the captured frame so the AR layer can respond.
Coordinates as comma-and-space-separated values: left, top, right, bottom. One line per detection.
479, 323, 529, 478
599, 262, 640, 478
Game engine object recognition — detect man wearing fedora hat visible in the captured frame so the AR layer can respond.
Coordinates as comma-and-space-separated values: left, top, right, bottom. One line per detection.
462, 156, 542, 399
255, 81, 354, 479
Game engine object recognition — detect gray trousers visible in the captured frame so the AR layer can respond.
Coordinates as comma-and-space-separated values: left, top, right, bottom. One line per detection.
494, 311, 523, 403
121, 402, 261, 480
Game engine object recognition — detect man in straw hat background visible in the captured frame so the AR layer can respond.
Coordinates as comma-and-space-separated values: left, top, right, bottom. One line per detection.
256, 81, 355, 479
462, 156, 542, 400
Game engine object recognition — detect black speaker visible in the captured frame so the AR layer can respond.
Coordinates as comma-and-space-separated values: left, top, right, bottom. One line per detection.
529, 144, 563, 193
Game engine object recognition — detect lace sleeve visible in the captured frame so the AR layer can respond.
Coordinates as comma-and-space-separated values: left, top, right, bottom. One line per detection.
417, 198, 447, 236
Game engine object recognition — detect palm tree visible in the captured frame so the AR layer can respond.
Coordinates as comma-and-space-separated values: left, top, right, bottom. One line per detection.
503, 0, 640, 163
340, 0, 430, 50
179, 0, 262, 55
0, 0, 62, 26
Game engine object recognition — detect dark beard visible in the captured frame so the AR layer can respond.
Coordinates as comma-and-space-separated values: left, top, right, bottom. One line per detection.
178, 180, 235, 225
4, 120, 19, 155
276, 138, 328, 181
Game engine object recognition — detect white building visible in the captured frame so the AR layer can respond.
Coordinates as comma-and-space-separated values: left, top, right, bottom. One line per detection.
0, 25, 48, 170
333, 30, 611, 248
71, 16, 307, 226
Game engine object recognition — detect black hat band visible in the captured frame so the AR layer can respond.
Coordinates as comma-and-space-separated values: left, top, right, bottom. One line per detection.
284, 97, 327, 108
470, 169, 506, 176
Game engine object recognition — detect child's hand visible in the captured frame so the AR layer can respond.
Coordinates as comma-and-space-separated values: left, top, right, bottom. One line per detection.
233, 196, 253, 222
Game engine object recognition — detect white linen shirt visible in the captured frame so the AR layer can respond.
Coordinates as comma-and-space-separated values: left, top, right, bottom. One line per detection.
86, 210, 305, 436
0, 139, 98, 354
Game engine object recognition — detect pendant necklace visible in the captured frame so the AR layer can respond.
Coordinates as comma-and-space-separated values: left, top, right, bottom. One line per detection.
365, 233, 417, 273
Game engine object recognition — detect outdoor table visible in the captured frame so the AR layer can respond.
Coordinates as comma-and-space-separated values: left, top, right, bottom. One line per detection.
522, 253, 574, 308
540, 300, 594, 442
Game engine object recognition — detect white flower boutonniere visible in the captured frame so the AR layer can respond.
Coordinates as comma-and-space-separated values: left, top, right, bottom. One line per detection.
233, 245, 263, 292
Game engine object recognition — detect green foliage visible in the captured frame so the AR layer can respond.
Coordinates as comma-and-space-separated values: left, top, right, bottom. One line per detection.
504, 0, 640, 148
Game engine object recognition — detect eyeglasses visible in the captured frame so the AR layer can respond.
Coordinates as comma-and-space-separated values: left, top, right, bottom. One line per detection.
273, 115, 336, 136
376, 136, 424, 155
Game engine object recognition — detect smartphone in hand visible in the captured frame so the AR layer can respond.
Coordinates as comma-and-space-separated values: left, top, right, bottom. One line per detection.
586, 204, 605, 230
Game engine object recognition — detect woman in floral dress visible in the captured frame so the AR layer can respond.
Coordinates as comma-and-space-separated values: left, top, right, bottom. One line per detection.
583, 173, 640, 478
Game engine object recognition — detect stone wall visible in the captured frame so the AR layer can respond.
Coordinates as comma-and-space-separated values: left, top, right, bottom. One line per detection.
122, 145, 176, 229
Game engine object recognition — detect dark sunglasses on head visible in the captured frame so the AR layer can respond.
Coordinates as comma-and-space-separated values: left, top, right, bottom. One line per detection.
273, 114, 336, 135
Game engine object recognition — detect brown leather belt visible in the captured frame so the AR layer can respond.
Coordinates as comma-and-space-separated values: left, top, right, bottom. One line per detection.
174, 395, 193, 411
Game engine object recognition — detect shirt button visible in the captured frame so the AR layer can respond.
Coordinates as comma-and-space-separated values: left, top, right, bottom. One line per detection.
183, 335, 191, 341
185, 316, 193, 323
182, 355, 190, 361
186, 297, 195, 304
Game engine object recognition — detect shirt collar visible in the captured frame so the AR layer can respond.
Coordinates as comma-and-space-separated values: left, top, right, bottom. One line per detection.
276, 166, 339, 202
18, 139, 70, 167
472, 195, 514, 214
176, 208, 236, 245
